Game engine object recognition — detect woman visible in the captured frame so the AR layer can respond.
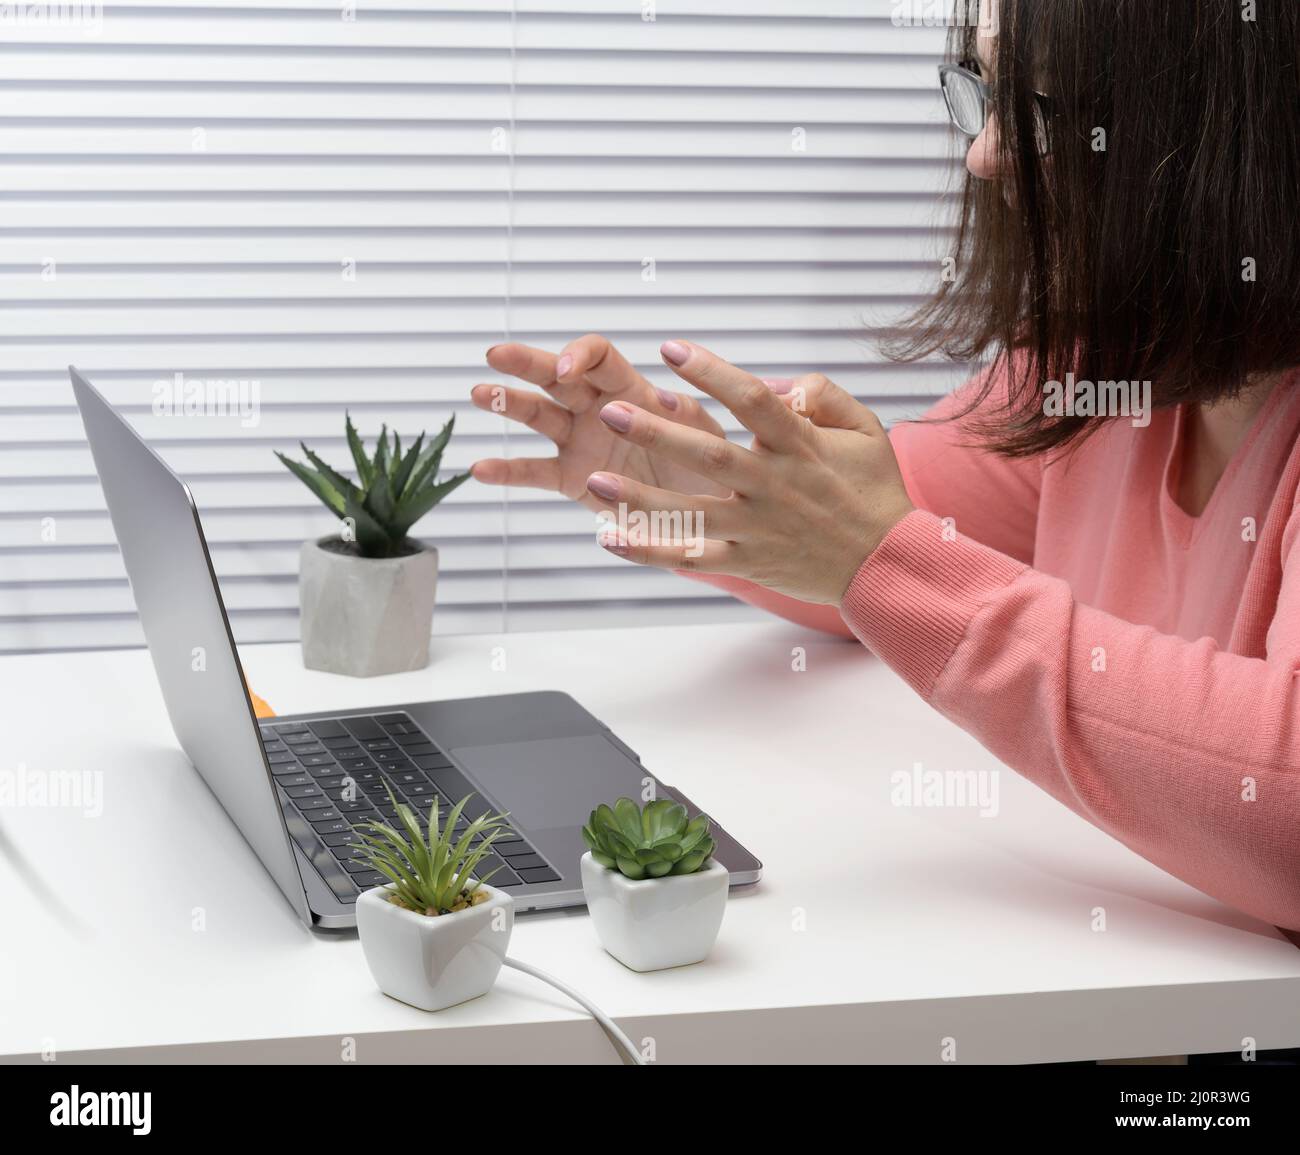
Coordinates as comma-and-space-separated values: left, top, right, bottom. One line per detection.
469, 1, 1300, 933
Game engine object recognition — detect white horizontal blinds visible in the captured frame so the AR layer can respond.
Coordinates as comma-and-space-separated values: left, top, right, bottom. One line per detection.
0, 0, 960, 653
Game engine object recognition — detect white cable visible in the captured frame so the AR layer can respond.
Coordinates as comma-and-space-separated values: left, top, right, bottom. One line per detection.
502, 956, 647, 1065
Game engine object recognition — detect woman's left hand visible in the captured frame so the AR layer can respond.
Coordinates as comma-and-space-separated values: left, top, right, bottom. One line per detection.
586, 340, 915, 605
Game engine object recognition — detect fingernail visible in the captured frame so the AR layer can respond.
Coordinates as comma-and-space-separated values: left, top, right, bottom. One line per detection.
599, 403, 633, 433
600, 536, 630, 557
586, 472, 621, 501
655, 387, 679, 410
762, 377, 794, 394
486, 344, 504, 360
660, 340, 691, 367
556, 353, 573, 378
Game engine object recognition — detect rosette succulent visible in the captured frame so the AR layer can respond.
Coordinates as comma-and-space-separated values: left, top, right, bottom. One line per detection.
582, 797, 714, 880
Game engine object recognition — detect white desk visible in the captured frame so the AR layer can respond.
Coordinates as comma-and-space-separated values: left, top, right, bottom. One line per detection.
2, 621, 1298, 1064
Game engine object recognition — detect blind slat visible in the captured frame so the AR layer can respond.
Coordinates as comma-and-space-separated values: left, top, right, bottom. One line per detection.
0, 366, 959, 413
1, 269, 937, 307
0, 195, 953, 230
0, 158, 947, 195
0, 334, 950, 374
0, 51, 936, 88
0, 13, 945, 54
0, 598, 758, 655
0, 123, 950, 160
0, 394, 940, 451
0, 230, 953, 265
0, 86, 944, 125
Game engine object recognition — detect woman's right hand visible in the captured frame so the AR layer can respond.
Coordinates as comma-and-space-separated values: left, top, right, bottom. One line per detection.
469, 334, 732, 513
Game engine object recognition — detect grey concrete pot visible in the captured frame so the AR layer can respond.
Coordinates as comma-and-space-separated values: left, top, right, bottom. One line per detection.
298, 536, 438, 678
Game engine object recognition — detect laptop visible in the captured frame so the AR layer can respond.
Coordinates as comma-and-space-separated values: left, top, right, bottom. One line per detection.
71, 367, 762, 929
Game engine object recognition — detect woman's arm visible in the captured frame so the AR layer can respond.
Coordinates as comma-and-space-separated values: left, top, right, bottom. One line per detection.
678, 572, 859, 637
843, 507, 1300, 932
682, 367, 1043, 639
591, 340, 1300, 929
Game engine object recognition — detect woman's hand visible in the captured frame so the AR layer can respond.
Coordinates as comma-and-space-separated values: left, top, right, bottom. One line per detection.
469, 335, 731, 513
586, 340, 915, 605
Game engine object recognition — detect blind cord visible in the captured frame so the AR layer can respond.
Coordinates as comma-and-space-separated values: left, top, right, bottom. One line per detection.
499, 0, 519, 635
494, 2, 640, 1071
502, 956, 647, 1066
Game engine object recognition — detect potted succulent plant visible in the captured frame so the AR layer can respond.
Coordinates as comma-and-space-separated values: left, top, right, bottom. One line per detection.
352, 786, 516, 1012
580, 797, 727, 972
276, 413, 469, 677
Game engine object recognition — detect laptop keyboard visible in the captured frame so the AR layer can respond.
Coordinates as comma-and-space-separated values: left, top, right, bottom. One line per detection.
262, 711, 561, 905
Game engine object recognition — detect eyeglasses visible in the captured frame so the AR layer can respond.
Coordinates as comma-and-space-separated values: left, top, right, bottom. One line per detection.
938, 63, 1056, 155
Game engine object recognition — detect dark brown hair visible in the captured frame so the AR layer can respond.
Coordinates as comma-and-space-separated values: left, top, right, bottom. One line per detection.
890, 0, 1300, 456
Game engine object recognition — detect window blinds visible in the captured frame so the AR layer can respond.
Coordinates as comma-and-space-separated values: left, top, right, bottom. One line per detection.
0, 0, 960, 652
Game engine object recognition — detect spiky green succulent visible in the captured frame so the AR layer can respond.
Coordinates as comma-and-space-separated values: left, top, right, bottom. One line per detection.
350, 785, 513, 916
276, 412, 469, 559
582, 797, 714, 880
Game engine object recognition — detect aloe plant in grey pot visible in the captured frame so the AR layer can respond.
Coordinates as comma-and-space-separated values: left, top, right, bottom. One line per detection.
276, 414, 468, 677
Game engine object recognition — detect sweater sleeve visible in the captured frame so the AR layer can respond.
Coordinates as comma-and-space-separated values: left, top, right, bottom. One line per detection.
681, 366, 1044, 639
841, 507, 1300, 933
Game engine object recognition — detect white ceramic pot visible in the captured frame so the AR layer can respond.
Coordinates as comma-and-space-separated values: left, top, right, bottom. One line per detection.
355, 884, 515, 1012
579, 852, 728, 972
298, 536, 438, 678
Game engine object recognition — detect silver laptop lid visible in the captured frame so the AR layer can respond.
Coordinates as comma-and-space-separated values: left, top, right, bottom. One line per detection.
69, 367, 312, 926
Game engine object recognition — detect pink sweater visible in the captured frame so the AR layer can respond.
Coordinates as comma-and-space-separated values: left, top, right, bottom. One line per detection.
693, 370, 1300, 933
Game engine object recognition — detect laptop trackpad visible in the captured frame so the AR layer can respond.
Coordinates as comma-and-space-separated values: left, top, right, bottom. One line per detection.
450, 734, 645, 832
